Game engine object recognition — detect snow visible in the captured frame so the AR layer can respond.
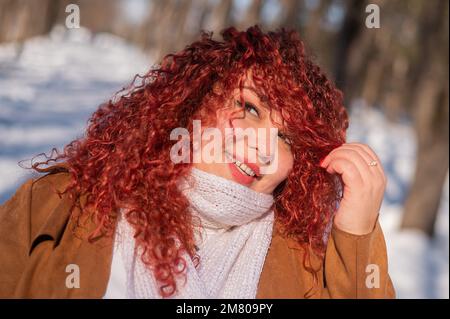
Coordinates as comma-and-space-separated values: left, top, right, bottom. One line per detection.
0, 25, 149, 203
0, 25, 448, 299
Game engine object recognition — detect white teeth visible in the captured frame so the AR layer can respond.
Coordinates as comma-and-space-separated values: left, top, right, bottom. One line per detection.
235, 162, 256, 177
241, 164, 253, 176
226, 152, 256, 177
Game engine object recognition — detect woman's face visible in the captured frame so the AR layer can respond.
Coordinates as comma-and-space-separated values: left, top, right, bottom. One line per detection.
193, 74, 294, 194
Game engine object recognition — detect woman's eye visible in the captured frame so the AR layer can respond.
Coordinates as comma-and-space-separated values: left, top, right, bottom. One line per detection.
235, 100, 260, 118
278, 132, 292, 146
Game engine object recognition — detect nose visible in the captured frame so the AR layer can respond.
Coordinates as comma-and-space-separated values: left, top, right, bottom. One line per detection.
254, 134, 277, 166
257, 152, 273, 165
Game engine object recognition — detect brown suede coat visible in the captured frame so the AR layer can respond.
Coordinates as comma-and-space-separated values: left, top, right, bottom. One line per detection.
0, 165, 395, 299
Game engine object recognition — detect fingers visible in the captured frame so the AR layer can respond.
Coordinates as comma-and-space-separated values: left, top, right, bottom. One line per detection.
322, 156, 364, 187
320, 143, 387, 188
347, 142, 380, 162
338, 145, 386, 182
345, 143, 387, 185
322, 149, 371, 180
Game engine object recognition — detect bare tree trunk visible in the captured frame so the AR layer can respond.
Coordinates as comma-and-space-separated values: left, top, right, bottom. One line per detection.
147, 0, 178, 60
279, 0, 303, 31
169, 0, 194, 54
238, 0, 263, 29
334, 0, 366, 105
208, 0, 233, 39
401, 0, 449, 236
401, 67, 449, 236
360, 27, 392, 107
0, 0, 63, 43
303, 0, 330, 46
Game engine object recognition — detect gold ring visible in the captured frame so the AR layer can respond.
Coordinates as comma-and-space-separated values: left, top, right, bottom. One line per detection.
368, 160, 378, 166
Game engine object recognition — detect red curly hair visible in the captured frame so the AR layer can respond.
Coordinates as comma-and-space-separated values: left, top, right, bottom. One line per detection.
29, 25, 348, 297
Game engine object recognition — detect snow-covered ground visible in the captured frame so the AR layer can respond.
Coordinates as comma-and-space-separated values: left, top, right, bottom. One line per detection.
0, 26, 448, 299
0, 25, 149, 203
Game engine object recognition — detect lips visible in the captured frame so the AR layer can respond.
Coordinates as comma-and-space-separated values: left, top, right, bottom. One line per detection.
225, 151, 261, 186
228, 162, 254, 185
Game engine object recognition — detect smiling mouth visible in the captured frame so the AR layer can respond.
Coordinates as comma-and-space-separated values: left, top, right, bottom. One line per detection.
224, 151, 261, 182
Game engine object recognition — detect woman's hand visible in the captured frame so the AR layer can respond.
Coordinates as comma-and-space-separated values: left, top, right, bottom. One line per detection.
319, 142, 387, 235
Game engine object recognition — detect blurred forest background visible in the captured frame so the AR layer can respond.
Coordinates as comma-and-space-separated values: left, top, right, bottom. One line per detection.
0, 0, 448, 298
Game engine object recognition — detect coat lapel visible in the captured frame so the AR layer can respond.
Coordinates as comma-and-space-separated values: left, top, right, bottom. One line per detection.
256, 220, 319, 298
15, 184, 115, 298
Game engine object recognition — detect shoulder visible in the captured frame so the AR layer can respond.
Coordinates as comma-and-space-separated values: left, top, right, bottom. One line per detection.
0, 162, 75, 251
1, 163, 71, 217
30, 163, 73, 210
31, 162, 73, 194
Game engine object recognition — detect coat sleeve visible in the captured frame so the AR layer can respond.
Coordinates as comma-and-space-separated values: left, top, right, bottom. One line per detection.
320, 219, 396, 298
0, 178, 34, 298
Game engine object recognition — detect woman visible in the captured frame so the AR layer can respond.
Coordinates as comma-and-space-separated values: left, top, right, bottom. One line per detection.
0, 25, 395, 298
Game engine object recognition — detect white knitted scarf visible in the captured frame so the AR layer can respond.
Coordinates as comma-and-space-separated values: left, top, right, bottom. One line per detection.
112, 167, 275, 299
